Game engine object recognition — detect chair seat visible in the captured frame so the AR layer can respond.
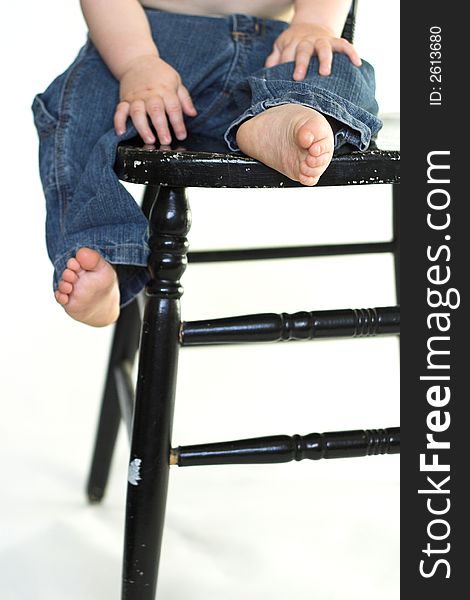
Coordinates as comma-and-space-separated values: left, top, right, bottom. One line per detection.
116, 134, 400, 189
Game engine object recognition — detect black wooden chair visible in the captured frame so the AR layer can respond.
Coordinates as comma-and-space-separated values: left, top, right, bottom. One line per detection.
86, 4, 400, 599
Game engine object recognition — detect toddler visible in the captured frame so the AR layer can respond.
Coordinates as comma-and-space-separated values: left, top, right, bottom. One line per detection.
32, 0, 381, 326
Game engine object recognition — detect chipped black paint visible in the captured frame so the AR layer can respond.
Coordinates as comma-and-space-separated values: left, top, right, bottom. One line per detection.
115, 135, 400, 189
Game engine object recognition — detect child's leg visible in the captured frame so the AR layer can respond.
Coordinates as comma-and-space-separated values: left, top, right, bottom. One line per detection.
224, 52, 382, 186
32, 11, 244, 326
32, 42, 151, 326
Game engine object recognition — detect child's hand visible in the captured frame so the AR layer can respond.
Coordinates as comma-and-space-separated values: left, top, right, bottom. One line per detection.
265, 23, 361, 81
115, 55, 197, 144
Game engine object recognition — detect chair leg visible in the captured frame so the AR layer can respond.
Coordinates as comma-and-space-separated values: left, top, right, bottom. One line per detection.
122, 186, 191, 600
86, 298, 142, 503
392, 183, 400, 304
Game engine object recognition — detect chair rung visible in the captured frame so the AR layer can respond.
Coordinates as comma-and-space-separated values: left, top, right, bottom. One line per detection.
170, 427, 400, 466
180, 306, 400, 345
188, 241, 395, 263
114, 361, 135, 440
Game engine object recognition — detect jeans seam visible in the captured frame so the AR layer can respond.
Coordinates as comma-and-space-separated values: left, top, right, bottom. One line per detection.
54, 42, 93, 236
190, 29, 241, 130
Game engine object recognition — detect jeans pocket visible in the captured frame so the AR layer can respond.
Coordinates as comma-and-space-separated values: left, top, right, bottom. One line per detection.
32, 94, 59, 137
32, 93, 58, 191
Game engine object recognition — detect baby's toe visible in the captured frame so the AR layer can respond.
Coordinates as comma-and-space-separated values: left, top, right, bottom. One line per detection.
299, 173, 319, 187
297, 127, 315, 149
300, 162, 320, 178
55, 290, 69, 305
62, 268, 78, 284
58, 280, 73, 294
305, 153, 331, 169
309, 140, 331, 157
67, 257, 81, 272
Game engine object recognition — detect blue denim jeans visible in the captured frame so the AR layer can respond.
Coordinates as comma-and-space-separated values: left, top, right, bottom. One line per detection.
32, 9, 382, 306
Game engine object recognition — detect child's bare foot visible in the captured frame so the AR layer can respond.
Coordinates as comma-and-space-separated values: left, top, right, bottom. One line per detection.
236, 104, 334, 186
54, 248, 120, 327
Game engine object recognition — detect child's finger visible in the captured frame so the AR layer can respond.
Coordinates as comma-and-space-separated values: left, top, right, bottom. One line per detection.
293, 40, 314, 81
265, 45, 281, 68
315, 39, 333, 76
145, 95, 172, 145
162, 93, 187, 141
114, 101, 130, 135
130, 99, 157, 144
334, 38, 362, 67
280, 42, 297, 65
178, 85, 198, 117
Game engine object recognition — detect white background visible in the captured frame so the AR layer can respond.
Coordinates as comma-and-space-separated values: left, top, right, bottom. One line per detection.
1, 2, 399, 599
